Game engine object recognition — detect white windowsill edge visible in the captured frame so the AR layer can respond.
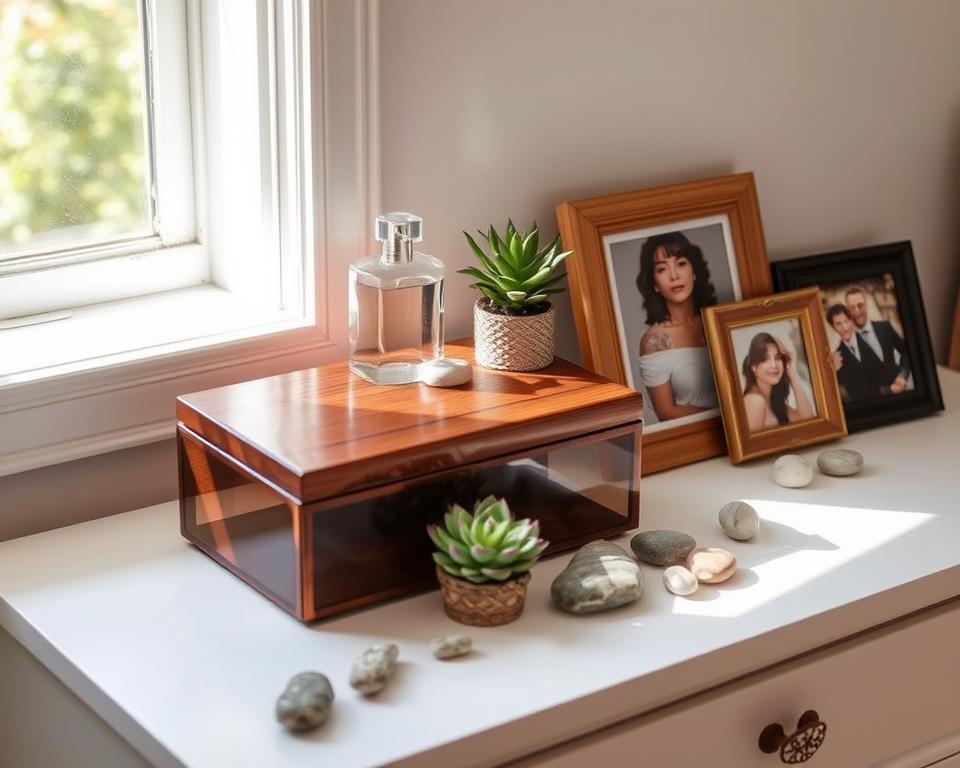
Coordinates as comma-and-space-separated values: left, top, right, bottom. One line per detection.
0, 284, 315, 387
1, 420, 177, 478
0, 285, 345, 477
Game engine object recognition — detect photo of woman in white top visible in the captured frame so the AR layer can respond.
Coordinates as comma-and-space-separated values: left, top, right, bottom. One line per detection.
603, 217, 741, 433
635, 232, 719, 423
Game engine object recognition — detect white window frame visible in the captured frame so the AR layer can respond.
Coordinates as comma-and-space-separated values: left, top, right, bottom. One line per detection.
0, 0, 380, 477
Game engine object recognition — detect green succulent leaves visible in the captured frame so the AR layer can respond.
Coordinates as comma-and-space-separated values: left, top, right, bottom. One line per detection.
460, 221, 571, 312
427, 496, 550, 584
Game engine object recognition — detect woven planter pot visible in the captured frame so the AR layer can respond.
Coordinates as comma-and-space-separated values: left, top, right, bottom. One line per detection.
435, 566, 531, 627
474, 300, 555, 371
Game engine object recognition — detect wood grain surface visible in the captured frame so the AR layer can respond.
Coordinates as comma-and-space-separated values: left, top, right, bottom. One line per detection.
177, 340, 643, 502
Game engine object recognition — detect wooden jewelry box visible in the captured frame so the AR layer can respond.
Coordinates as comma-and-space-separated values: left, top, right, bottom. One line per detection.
176, 341, 643, 622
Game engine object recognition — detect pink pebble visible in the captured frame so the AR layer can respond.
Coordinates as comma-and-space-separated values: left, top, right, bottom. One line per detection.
685, 547, 737, 584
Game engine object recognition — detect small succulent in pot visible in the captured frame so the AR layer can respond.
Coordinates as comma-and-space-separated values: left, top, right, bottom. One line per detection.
427, 496, 550, 626
461, 222, 571, 371
461, 221, 570, 315
428, 495, 549, 582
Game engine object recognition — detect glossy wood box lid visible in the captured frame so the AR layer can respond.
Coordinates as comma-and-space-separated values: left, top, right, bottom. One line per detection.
176, 341, 643, 503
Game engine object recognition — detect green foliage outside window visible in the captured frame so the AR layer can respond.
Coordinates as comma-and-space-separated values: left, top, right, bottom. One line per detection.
0, 0, 150, 253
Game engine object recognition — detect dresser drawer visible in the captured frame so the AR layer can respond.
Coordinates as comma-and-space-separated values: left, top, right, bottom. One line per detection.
515, 600, 960, 768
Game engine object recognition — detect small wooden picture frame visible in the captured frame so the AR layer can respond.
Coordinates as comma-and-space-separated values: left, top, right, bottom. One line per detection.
703, 287, 848, 464
556, 172, 772, 474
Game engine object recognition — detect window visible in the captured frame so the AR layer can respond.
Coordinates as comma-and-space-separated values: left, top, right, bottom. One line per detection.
0, 0, 200, 321
0, 0, 319, 361
0, 0, 374, 478
0, 0, 153, 258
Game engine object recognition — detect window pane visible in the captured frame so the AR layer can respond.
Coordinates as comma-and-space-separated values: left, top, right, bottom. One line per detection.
0, 0, 152, 258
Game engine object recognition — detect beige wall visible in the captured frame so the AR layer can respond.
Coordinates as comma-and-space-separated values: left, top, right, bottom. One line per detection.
4, 0, 960, 538
380, 0, 960, 363
0, 439, 177, 541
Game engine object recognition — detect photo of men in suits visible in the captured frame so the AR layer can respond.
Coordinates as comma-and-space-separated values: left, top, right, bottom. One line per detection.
824, 279, 913, 402
827, 304, 881, 401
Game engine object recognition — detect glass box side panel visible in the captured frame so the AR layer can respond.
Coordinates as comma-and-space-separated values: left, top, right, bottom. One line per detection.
179, 433, 298, 612
308, 428, 638, 616
530, 430, 637, 545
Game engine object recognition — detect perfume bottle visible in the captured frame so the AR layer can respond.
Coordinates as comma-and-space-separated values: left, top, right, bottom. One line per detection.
349, 212, 445, 385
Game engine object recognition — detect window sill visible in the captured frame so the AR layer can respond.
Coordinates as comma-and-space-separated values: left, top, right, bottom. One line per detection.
0, 285, 344, 477
0, 285, 308, 383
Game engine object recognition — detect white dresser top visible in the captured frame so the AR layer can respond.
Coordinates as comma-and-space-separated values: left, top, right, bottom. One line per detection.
1, 369, 958, 768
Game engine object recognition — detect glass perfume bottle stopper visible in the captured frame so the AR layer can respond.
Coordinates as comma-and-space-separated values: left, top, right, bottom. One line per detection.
376, 212, 422, 263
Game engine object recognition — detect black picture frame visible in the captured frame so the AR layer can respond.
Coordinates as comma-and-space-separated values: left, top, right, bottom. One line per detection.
771, 241, 944, 432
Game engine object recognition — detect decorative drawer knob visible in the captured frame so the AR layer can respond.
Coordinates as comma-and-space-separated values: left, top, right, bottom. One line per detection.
759, 710, 827, 763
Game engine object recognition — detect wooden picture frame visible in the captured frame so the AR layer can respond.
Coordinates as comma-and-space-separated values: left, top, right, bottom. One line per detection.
703, 287, 847, 464
556, 172, 772, 474
772, 242, 944, 432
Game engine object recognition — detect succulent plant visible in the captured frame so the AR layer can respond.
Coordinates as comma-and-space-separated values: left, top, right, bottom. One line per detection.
460, 221, 571, 312
427, 496, 549, 583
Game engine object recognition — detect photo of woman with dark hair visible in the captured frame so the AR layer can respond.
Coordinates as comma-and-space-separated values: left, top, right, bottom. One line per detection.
603, 217, 741, 432
635, 231, 719, 423
740, 330, 817, 433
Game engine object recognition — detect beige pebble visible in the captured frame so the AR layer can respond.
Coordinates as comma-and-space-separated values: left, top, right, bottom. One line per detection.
718, 501, 759, 541
430, 634, 472, 660
349, 643, 398, 696
421, 358, 473, 387
685, 547, 737, 584
817, 448, 863, 477
773, 454, 813, 488
663, 565, 698, 596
